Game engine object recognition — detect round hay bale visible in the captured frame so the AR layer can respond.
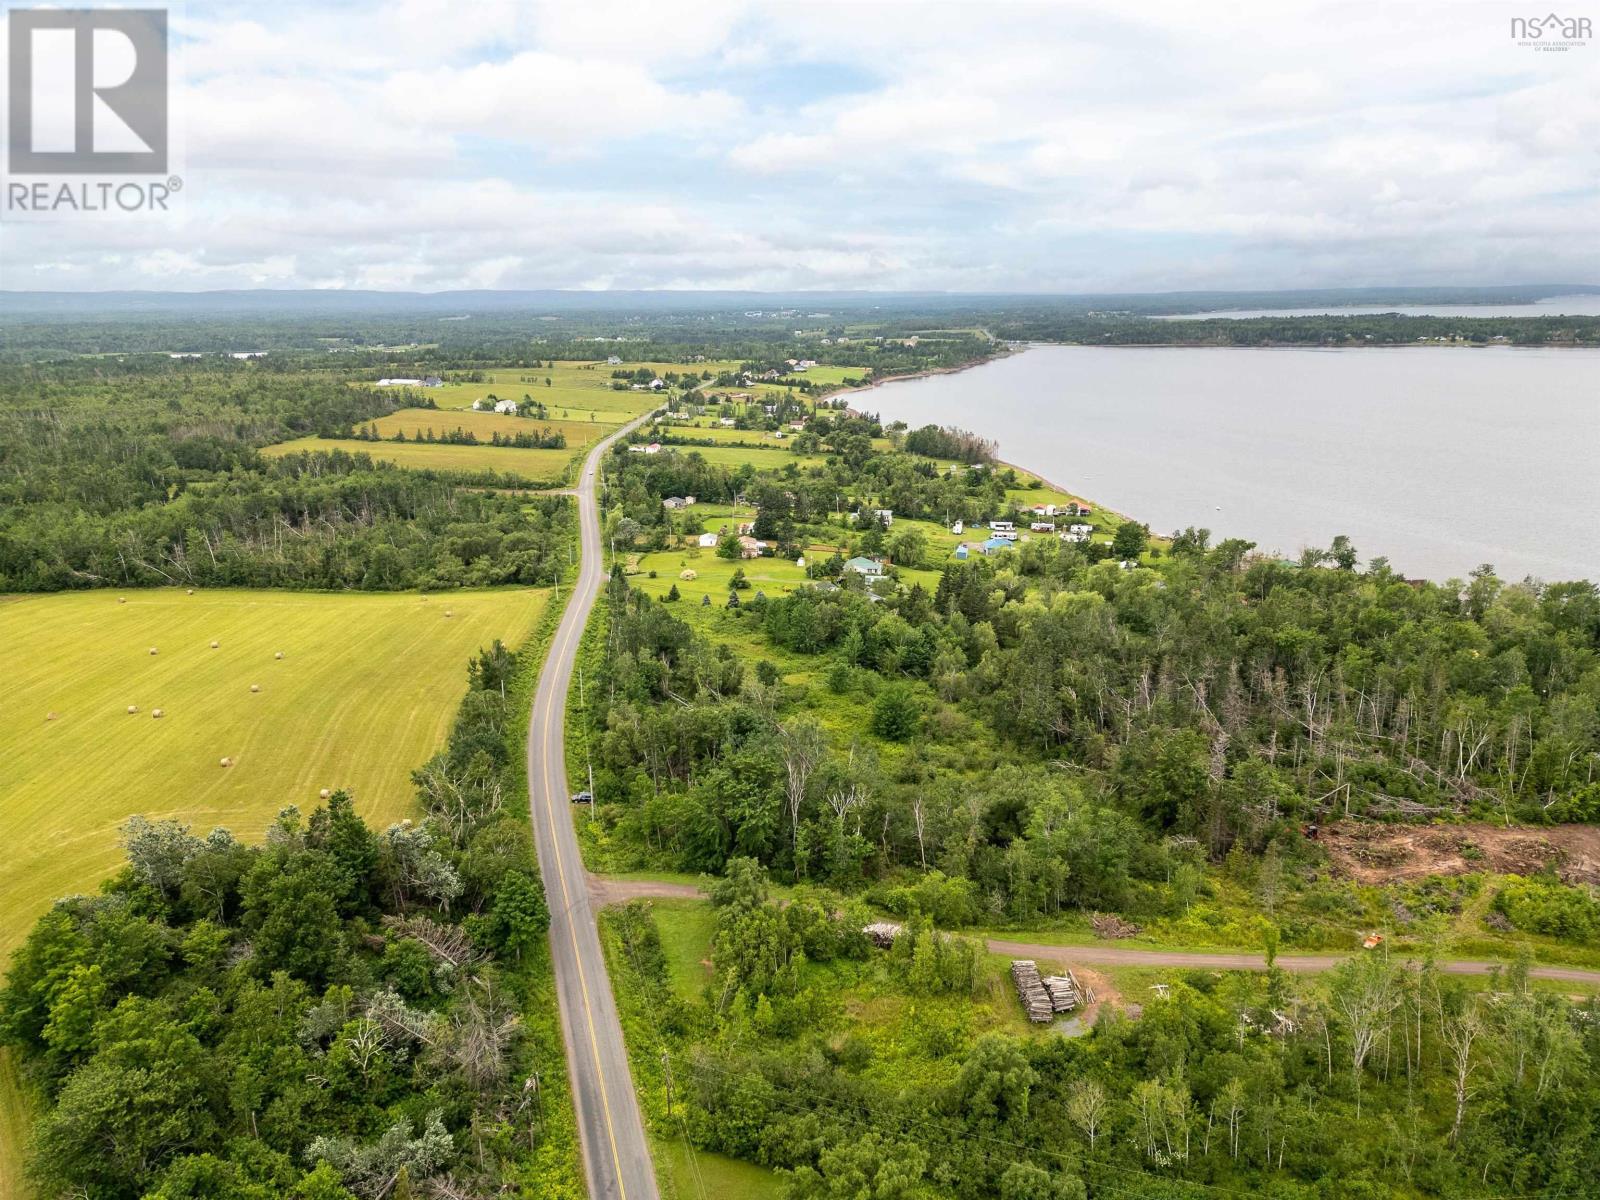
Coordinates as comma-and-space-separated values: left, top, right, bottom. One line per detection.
149, 647, 159, 655
219, 756, 232, 767
46, 711, 59, 721
443, 610, 454, 618
319, 788, 332, 799
210, 640, 220, 649
127, 705, 139, 714
186, 588, 194, 595
151, 708, 164, 718
118, 596, 126, 604
274, 651, 285, 660
680, 569, 697, 580
249, 684, 260, 693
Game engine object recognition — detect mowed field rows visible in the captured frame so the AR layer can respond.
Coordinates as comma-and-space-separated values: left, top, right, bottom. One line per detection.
0, 587, 549, 962
262, 435, 578, 482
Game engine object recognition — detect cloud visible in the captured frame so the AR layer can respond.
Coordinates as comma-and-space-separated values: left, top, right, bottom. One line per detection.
7, 0, 1598, 292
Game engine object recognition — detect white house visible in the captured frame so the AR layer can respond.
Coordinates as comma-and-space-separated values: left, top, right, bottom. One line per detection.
606, 355, 622, 365
1059, 531, 1089, 543
230, 351, 267, 360
627, 445, 647, 454
377, 378, 424, 387
698, 532, 720, 548
1067, 523, 1092, 535
662, 497, 687, 510
990, 520, 1015, 533
648, 378, 665, 390
950, 521, 964, 535
1031, 521, 1057, 533
873, 509, 894, 527
719, 417, 737, 427
493, 399, 519, 415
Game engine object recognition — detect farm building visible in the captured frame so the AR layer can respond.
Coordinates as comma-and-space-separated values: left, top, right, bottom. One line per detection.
493, 398, 519, 415
697, 532, 719, 548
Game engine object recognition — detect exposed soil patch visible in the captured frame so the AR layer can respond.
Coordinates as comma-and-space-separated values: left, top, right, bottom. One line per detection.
1321, 822, 1600, 887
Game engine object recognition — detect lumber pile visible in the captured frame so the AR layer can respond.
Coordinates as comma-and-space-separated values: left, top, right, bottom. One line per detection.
1010, 960, 1055, 1023
1042, 970, 1084, 1013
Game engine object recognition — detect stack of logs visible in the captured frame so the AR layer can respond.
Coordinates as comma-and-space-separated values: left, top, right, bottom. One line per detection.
1010, 960, 1085, 1022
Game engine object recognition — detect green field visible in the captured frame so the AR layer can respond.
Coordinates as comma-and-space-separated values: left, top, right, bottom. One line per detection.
0, 587, 549, 962
263, 435, 578, 482
368, 407, 614, 449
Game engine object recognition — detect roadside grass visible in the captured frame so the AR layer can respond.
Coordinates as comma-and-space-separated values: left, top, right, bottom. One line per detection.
655, 1138, 786, 1200
262, 435, 577, 482
650, 898, 718, 1002
0, 586, 549, 963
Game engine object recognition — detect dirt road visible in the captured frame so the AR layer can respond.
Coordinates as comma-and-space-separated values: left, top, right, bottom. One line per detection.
591, 876, 1600, 987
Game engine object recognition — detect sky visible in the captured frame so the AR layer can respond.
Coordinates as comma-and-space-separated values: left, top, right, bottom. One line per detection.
2, 0, 1597, 293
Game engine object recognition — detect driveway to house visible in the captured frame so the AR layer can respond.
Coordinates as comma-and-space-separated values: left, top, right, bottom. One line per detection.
527, 412, 659, 1200
588, 876, 1600, 987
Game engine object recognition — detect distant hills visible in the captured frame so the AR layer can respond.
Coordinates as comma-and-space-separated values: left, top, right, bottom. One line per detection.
2, 283, 1597, 319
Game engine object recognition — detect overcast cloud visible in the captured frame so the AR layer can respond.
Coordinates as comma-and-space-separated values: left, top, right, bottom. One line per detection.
3, 0, 1596, 292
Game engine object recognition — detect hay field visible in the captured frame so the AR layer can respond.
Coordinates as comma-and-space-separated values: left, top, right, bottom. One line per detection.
367, 407, 613, 448
261, 435, 578, 482
0, 586, 549, 962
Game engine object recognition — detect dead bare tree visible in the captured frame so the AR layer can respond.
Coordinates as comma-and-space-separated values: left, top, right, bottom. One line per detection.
778, 718, 826, 868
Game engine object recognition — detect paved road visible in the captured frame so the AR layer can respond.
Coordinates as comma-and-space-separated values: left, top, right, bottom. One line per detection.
588, 877, 1600, 987
527, 415, 659, 1200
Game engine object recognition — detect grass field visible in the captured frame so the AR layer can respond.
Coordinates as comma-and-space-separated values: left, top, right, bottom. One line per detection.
262, 435, 578, 482
0, 586, 549, 962
656, 1136, 784, 1200
367, 407, 614, 449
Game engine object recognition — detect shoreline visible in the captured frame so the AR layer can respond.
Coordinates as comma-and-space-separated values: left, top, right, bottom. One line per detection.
834, 345, 1150, 534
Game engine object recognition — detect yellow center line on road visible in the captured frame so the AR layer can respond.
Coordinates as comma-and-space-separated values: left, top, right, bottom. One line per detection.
536, 462, 630, 1199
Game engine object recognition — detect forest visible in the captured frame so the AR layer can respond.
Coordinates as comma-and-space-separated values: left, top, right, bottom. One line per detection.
0, 644, 575, 1199
574, 425, 1600, 1197
0, 360, 575, 591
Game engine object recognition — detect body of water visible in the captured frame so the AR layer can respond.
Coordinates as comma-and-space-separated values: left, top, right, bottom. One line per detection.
862, 345, 1600, 582
1157, 294, 1600, 320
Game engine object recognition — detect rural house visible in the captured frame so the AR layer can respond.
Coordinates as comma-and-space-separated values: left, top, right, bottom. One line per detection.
844, 556, 886, 578
492, 398, 519, 415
